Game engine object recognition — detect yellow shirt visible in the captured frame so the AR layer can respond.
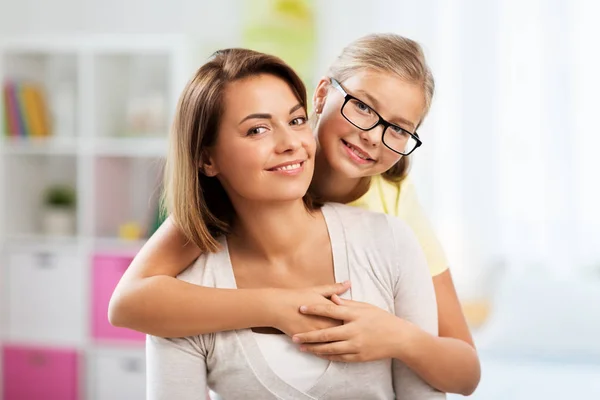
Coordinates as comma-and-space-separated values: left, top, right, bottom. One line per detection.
348, 175, 449, 276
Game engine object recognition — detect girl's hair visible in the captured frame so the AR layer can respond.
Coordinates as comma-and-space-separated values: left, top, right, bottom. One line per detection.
327, 33, 435, 183
163, 48, 311, 253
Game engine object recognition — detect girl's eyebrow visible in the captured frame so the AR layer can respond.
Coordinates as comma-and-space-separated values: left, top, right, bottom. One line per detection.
353, 89, 416, 130
354, 88, 382, 110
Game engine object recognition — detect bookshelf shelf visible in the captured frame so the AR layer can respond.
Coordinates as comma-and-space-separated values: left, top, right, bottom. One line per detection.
0, 35, 193, 400
92, 137, 168, 157
1, 136, 80, 155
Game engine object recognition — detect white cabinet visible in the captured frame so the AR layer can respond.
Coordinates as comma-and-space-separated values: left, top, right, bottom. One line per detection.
88, 348, 146, 400
6, 247, 85, 345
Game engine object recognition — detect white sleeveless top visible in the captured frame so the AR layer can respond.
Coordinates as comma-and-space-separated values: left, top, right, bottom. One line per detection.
253, 332, 329, 391
147, 203, 444, 399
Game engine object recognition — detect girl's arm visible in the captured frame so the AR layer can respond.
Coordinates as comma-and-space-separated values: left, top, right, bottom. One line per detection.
108, 217, 348, 337
292, 218, 445, 399
293, 273, 479, 395
396, 179, 481, 394
393, 269, 480, 396
292, 222, 480, 395
389, 220, 447, 399
109, 216, 270, 336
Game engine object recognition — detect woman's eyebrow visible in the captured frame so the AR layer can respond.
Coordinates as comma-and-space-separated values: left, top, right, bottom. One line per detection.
239, 113, 271, 124
239, 103, 304, 125
289, 103, 303, 114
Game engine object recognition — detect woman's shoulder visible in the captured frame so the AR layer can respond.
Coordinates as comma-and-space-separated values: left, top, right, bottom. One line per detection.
323, 203, 423, 288
176, 237, 225, 286
350, 175, 413, 217
323, 202, 414, 245
323, 201, 387, 223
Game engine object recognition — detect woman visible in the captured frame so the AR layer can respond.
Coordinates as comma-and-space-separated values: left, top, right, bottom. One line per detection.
112, 34, 480, 395
147, 48, 442, 399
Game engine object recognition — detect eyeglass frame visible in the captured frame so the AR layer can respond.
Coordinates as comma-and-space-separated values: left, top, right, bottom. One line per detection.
329, 78, 422, 156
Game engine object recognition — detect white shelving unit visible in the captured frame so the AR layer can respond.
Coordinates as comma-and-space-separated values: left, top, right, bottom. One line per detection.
0, 35, 194, 400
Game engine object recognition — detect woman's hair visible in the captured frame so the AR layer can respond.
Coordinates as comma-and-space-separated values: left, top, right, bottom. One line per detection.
327, 33, 435, 183
163, 48, 311, 253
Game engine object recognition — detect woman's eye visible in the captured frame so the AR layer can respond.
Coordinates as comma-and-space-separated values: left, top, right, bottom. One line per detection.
290, 116, 307, 126
247, 126, 268, 136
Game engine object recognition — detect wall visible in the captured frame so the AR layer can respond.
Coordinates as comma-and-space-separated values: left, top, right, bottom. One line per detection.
0, 0, 241, 47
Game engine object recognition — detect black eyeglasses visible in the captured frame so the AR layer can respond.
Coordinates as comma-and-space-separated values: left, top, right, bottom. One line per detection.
330, 78, 422, 156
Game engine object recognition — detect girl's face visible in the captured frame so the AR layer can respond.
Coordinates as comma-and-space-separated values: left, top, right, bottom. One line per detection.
313, 69, 425, 179
203, 74, 315, 205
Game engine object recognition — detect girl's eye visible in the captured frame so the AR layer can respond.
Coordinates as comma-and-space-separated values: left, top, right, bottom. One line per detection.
354, 100, 372, 114
390, 125, 409, 136
290, 116, 307, 126
247, 126, 268, 136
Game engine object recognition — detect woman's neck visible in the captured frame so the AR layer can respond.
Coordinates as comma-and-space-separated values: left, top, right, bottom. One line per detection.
311, 150, 371, 204
228, 199, 320, 263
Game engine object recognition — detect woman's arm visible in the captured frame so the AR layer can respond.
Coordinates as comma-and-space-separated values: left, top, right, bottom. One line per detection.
146, 335, 208, 400
392, 269, 480, 396
109, 216, 348, 337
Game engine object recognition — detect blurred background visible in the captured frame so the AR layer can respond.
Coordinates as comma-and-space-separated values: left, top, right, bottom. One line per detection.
0, 0, 599, 399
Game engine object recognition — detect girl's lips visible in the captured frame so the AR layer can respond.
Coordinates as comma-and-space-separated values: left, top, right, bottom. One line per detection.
342, 140, 375, 164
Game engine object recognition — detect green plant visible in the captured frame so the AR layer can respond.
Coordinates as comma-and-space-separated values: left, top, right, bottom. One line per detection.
44, 184, 76, 209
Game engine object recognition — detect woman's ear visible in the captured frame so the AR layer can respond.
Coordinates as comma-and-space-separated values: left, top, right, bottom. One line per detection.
200, 152, 219, 177
313, 76, 331, 114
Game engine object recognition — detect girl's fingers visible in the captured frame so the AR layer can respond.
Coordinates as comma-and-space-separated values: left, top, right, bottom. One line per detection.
293, 324, 349, 344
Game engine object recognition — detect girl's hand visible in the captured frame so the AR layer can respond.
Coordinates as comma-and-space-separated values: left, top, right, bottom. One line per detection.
292, 295, 408, 362
270, 282, 352, 337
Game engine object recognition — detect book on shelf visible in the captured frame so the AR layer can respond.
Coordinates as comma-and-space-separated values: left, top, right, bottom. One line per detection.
2, 80, 52, 138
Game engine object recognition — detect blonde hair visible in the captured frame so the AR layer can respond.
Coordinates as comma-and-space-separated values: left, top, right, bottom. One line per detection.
326, 33, 435, 183
163, 48, 312, 253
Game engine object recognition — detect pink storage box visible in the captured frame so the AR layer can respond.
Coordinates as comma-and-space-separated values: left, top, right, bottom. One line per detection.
2, 345, 79, 400
92, 254, 145, 342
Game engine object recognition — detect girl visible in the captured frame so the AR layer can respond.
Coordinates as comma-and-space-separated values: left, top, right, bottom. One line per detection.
147, 47, 442, 399
112, 34, 480, 395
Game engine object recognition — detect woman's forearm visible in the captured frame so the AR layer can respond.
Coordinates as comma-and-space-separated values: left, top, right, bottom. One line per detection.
392, 321, 481, 396
109, 275, 274, 337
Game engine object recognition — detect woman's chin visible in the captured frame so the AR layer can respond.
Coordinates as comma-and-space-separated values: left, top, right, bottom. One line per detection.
244, 187, 310, 204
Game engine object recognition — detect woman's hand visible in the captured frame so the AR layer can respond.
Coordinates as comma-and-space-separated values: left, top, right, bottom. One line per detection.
270, 282, 352, 337
291, 295, 409, 362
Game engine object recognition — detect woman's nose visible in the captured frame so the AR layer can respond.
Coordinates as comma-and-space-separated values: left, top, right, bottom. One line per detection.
276, 125, 302, 153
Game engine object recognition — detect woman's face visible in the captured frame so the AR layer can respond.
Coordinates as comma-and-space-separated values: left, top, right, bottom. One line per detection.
314, 69, 425, 179
203, 73, 315, 205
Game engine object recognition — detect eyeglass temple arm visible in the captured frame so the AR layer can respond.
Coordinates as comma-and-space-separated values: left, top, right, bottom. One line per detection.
329, 78, 347, 96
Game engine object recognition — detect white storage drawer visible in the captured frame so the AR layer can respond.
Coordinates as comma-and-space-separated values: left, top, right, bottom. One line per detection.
6, 248, 85, 345
88, 348, 146, 400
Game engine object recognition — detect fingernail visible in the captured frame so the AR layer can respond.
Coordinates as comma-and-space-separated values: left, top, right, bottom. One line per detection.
292, 336, 300, 343
299, 305, 307, 313
343, 280, 350, 285
299, 346, 306, 352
